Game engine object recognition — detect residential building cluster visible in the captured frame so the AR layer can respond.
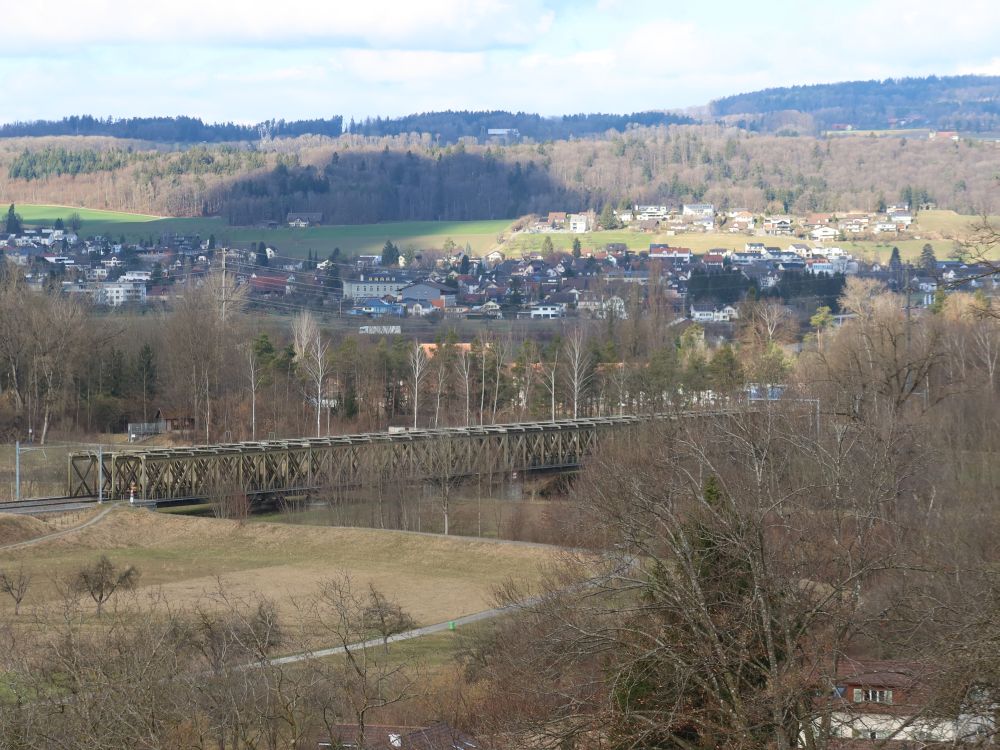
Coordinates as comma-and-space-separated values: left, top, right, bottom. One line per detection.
3, 206, 996, 327
524, 202, 919, 240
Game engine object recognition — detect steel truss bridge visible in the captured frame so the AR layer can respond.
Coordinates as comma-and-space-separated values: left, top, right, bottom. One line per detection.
68, 415, 678, 504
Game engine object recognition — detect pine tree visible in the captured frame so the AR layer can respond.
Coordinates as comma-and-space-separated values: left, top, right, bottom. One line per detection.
5, 204, 22, 235
381, 240, 400, 267
599, 204, 619, 230
919, 243, 937, 274
572, 237, 582, 258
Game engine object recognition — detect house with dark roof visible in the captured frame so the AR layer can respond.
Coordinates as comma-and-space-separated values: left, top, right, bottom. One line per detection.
816, 659, 987, 744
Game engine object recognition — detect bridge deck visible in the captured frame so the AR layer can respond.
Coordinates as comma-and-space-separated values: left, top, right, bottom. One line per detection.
66, 413, 712, 502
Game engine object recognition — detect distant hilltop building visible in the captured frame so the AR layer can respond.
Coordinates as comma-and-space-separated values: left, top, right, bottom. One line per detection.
286, 212, 323, 227
483, 127, 520, 144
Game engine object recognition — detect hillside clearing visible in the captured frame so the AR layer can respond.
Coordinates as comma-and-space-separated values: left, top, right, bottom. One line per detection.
9, 204, 512, 257
0, 508, 559, 632
12, 204, 162, 224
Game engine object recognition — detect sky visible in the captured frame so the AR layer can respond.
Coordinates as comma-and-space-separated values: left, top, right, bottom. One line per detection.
4, 0, 1000, 124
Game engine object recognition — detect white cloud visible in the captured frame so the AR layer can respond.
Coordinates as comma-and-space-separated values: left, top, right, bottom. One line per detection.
336, 49, 487, 84
5, 0, 1000, 124
6, 0, 555, 51
961, 58, 1000, 76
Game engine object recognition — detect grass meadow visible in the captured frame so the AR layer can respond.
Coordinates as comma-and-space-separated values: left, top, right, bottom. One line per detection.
11, 204, 512, 257
0, 507, 557, 649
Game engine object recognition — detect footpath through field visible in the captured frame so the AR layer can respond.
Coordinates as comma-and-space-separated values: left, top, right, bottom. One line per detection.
0, 503, 119, 551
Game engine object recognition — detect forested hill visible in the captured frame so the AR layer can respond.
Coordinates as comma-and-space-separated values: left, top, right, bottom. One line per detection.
709, 75, 1000, 132
0, 115, 345, 143
345, 111, 694, 142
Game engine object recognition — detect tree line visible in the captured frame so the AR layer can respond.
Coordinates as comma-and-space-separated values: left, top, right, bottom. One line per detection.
0, 258, 806, 453
4, 123, 999, 218
8, 146, 132, 180
711, 74, 1000, 132
0, 115, 344, 142
215, 125, 1000, 224
345, 110, 694, 142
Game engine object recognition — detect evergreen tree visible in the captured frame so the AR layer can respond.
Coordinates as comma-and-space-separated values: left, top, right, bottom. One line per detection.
541, 235, 554, 255
572, 236, 582, 258
920, 243, 937, 274
381, 240, 400, 267
599, 204, 619, 230
888, 246, 902, 270
708, 345, 744, 392
929, 289, 947, 314
5, 205, 22, 235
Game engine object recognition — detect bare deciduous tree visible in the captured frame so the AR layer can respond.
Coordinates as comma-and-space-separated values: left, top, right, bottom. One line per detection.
564, 327, 593, 419
455, 347, 474, 427
242, 341, 266, 440
72, 555, 139, 616
364, 583, 416, 653
312, 574, 414, 749
0, 565, 29, 615
409, 340, 428, 429
292, 311, 331, 437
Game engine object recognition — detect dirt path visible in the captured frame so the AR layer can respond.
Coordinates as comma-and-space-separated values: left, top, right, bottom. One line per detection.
0, 503, 119, 551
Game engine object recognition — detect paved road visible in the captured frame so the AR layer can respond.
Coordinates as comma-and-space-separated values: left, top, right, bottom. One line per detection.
264, 604, 520, 668
259, 553, 633, 670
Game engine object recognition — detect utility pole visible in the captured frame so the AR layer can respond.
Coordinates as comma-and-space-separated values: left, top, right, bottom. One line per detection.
97, 446, 103, 504
14, 440, 19, 502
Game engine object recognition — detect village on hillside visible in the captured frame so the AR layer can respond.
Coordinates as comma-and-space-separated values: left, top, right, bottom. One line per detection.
1, 203, 990, 332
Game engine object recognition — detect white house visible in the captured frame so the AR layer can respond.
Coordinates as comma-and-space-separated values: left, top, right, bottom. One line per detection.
94, 281, 147, 307
814, 659, 989, 745
569, 213, 590, 233
690, 304, 739, 323
811, 226, 839, 241
635, 205, 669, 220
682, 203, 714, 218
530, 303, 565, 319
763, 216, 794, 235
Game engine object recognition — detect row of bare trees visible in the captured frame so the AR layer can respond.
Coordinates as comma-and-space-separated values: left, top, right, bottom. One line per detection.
0, 573, 420, 749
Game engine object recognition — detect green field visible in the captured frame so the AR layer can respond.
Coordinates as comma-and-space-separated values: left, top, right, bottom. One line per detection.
10, 204, 513, 257
13, 204, 162, 224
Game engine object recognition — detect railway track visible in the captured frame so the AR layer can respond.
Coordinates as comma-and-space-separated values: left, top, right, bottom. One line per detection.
0, 496, 100, 515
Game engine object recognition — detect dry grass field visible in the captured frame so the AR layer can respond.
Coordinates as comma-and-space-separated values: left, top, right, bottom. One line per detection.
0, 507, 558, 640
